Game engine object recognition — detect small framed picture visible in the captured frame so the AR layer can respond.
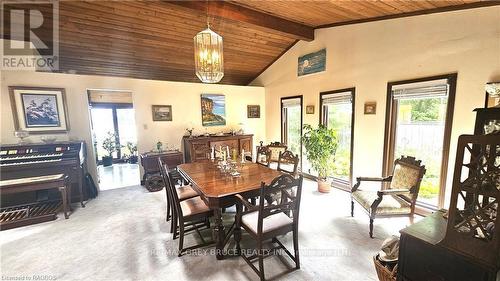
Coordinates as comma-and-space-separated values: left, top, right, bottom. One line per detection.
364, 102, 377, 115
306, 105, 315, 114
152, 105, 172, 121
9, 86, 70, 134
247, 105, 260, 118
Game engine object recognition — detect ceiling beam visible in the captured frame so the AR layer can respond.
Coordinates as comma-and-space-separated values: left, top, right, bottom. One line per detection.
167, 1, 314, 42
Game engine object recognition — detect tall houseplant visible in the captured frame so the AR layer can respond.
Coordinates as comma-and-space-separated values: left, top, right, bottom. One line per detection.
101, 132, 118, 167
302, 124, 338, 193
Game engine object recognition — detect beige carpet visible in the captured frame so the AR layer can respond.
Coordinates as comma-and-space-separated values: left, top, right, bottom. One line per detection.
0, 179, 416, 281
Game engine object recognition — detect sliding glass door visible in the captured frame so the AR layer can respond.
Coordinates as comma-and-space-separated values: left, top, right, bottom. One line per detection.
384, 74, 456, 209
281, 96, 303, 169
320, 88, 355, 190
90, 104, 137, 163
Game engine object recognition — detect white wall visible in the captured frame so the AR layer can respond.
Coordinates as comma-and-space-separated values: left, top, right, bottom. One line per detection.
1, 71, 266, 184
252, 6, 500, 207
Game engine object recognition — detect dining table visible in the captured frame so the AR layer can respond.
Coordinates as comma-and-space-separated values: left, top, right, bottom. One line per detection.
177, 160, 283, 260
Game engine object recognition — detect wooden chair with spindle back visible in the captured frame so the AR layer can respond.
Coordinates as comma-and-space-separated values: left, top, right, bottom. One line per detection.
234, 174, 303, 281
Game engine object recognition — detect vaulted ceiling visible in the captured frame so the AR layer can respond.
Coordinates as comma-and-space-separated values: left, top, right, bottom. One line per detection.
2, 1, 496, 85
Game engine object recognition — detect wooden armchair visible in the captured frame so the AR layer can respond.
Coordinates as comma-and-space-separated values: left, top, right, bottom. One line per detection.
267, 142, 287, 164
351, 156, 426, 238
234, 174, 303, 281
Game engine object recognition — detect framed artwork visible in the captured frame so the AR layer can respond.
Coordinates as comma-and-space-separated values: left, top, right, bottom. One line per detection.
152, 105, 172, 121
485, 82, 500, 108
364, 102, 377, 115
9, 86, 70, 134
306, 105, 315, 114
298, 49, 326, 77
247, 105, 260, 118
201, 94, 226, 126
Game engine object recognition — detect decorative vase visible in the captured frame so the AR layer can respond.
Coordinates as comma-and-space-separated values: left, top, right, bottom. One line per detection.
317, 178, 331, 193
102, 156, 113, 167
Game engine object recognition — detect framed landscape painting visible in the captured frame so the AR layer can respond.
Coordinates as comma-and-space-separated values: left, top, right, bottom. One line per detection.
201, 94, 226, 126
152, 105, 172, 121
9, 86, 70, 133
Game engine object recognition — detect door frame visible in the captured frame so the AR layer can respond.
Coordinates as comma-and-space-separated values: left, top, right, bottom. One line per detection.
319, 87, 356, 191
382, 73, 457, 210
280, 95, 303, 169
89, 102, 134, 164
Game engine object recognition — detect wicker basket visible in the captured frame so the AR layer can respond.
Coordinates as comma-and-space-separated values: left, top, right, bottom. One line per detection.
373, 254, 398, 281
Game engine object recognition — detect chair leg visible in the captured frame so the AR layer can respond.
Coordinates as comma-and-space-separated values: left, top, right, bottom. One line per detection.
234, 204, 242, 255
172, 215, 178, 238
178, 222, 184, 257
257, 240, 265, 281
293, 228, 300, 269
166, 195, 171, 222
369, 218, 374, 238
351, 200, 354, 217
409, 214, 415, 224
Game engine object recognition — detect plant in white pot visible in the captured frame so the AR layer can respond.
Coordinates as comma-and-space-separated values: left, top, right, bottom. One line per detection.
302, 124, 338, 193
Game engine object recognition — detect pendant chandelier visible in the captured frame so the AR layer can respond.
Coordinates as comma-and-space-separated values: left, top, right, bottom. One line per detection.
194, 3, 224, 83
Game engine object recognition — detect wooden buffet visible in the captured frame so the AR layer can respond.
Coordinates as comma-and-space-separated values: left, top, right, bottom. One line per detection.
183, 134, 253, 163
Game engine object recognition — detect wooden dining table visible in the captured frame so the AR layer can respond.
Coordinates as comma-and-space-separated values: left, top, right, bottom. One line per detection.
177, 160, 282, 260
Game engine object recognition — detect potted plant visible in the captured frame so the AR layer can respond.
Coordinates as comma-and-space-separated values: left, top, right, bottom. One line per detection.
101, 132, 118, 167
126, 142, 138, 164
302, 124, 338, 193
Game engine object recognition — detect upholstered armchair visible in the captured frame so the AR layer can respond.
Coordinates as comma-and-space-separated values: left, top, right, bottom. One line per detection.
351, 156, 426, 238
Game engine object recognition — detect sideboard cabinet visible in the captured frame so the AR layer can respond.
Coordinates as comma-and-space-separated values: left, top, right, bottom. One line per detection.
183, 134, 253, 163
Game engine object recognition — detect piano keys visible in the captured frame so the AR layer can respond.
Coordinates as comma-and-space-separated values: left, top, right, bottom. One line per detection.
0, 141, 87, 208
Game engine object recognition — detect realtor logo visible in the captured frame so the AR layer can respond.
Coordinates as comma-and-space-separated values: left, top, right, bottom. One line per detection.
1, 1, 59, 70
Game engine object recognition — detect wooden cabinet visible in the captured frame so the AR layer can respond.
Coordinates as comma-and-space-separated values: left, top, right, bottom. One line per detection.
183, 134, 253, 163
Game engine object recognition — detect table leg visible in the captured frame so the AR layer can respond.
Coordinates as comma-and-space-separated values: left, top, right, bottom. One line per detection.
59, 186, 69, 219
213, 208, 225, 260
78, 169, 85, 208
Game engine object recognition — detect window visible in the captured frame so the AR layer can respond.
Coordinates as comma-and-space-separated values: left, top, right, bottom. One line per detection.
384, 74, 457, 209
320, 88, 355, 190
281, 96, 303, 169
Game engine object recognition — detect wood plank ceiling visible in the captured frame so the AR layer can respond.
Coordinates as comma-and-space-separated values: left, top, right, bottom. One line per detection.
2, 0, 494, 85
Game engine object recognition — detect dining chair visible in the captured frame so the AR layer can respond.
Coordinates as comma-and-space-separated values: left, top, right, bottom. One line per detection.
351, 156, 426, 238
158, 159, 198, 225
160, 161, 213, 256
277, 150, 299, 177
255, 145, 271, 167
234, 174, 303, 281
267, 142, 287, 166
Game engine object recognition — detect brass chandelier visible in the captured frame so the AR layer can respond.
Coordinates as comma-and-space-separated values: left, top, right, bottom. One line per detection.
194, 3, 224, 83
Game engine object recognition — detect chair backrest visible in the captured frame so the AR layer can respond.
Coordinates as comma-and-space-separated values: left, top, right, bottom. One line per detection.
267, 143, 287, 162
277, 150, 299, 177
257, 174, 303, 234
389, 156, 426, 202
158, 159, 183, 217
256, 145, 271, 167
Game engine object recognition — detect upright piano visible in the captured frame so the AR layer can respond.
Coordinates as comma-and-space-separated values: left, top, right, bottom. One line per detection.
0, 141, 87, 207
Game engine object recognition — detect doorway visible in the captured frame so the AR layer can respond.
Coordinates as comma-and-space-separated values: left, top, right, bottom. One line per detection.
88, 90, 140, 190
